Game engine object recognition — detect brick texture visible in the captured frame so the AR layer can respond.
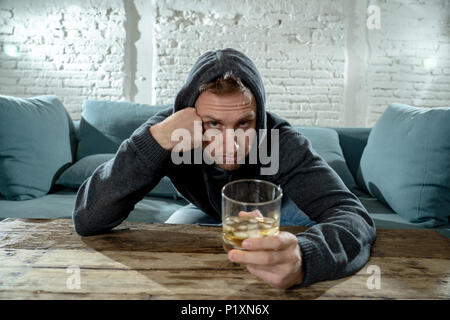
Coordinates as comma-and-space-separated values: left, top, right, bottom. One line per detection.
0, 0, 127, 120
0, 0, 449, 125
154, 0, 346, 127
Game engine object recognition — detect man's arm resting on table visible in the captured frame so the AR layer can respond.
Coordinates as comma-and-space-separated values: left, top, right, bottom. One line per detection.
228, 128, 376, 288
281, 129, 376, 288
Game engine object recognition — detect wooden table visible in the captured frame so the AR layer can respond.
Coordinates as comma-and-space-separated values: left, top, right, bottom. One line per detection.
0, 218, 449, 299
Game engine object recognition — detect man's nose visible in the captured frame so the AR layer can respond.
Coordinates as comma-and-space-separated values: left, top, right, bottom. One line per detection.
224, 129, 238, 155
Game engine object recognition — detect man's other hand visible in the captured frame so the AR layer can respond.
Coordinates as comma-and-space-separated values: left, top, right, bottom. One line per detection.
150, 107, 202, 151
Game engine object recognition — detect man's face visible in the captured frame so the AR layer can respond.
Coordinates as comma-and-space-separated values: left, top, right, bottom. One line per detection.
195, 90, 257, 171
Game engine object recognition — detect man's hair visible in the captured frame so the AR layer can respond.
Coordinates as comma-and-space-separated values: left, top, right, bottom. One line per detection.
199, 71, 253, 103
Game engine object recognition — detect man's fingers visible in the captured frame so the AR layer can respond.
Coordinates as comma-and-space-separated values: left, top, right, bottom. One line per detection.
242, 231, 297, 251
228, 247, 298, 266
238, 209, 263, 219
228, 249, 279, 265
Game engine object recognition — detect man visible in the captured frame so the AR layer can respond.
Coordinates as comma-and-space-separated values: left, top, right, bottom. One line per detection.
73, 48, 376, 289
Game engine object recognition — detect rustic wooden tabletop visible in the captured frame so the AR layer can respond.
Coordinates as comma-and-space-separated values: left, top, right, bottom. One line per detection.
0, 218, 448, 299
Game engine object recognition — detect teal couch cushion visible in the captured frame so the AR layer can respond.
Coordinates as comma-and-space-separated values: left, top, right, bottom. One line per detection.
0, 188, 188, 223
295, 126, 359, 193
77, 100, 172, 160
360, 103, 450, 228
56, 153, 179, 198
0, 95, 73, 200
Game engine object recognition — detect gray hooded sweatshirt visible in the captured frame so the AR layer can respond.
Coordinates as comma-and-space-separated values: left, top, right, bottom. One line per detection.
73, 48, 376, 288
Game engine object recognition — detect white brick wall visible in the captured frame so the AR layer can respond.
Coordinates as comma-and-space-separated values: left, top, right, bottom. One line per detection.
0, 0, 449, 125
153, 0, 346, 126
0, 0, 127, 119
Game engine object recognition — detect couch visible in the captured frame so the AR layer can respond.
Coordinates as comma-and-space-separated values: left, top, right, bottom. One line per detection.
0, 96, 449, 237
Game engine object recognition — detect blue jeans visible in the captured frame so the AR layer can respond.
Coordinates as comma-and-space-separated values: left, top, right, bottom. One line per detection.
165, 196, 316, 227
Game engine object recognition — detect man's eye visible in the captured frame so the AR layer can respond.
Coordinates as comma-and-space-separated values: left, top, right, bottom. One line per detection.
239, 121, 248, 126
209, 121, 219, 127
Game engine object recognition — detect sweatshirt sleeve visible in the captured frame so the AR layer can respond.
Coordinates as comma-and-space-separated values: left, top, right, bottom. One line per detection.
72, 107, 173, 236
276, 128, 377, 288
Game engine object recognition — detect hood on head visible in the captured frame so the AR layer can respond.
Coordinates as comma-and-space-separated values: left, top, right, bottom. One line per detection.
171, 49, 270, 216
173, 48, 267, 137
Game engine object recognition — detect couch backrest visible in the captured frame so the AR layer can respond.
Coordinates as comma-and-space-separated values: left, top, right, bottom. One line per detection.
72, 121, 371, 169
73, 120, 80, 140
293, 126, 371, 193
331, 127, 371, 182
